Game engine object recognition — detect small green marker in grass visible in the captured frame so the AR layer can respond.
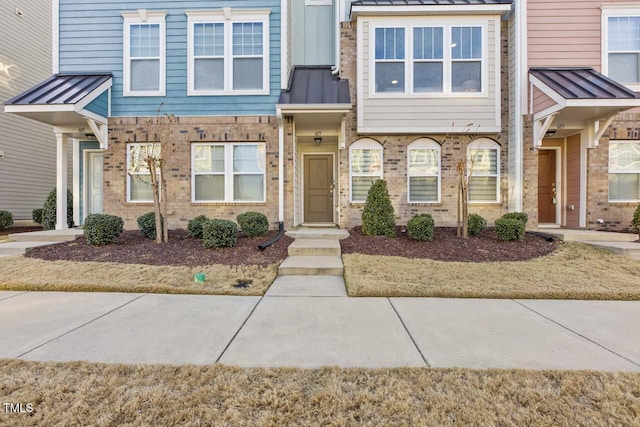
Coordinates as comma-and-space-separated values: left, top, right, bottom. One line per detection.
194, 273, 205, 283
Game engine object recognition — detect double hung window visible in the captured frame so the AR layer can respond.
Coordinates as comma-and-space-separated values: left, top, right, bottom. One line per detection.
407, 139, 441, 203
127, 143, 159, 203
122, 12, 166, 96
467, 139, 500, 203
349, 139, 383, 203
605, 14, 640, 86
609, 141, 640, 202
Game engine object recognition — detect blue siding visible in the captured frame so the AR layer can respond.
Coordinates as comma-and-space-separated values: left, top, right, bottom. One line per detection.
84, 91, 109, 117
79, 140, 100, 223
59, 0, 281, 117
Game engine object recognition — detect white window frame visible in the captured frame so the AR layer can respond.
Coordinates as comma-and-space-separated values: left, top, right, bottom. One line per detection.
122, 11, 166, 97
407, 138, 441, 203
608, 139, 640, 203
191, 142, 267, 203
467, 138, 500, 203
126, 143, 159, 203
369, 16, 489, 98
602, 5, 640, 92
306, 0, 332, 5
349, 138, 384, 203
186, 9, 270, 96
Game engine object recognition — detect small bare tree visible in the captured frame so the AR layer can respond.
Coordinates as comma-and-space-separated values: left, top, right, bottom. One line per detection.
128, 105, 174, 243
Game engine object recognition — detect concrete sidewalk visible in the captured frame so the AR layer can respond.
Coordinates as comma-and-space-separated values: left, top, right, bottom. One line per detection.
1, 286, 639, 371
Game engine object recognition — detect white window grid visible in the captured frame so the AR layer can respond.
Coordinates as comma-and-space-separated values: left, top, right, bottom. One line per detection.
608, 140, 640, 202
467, 138, 500, 203
602, 6, 640, 91
349, 139, 384, 203
122, 12, 166, 97
407, 138, 441, 203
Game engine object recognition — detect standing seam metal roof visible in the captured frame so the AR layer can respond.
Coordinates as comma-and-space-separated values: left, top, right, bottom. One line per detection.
529, 67, 639, 100
350, 1, 513, 6
5, 73, 112, 106
278, 66, 351, 105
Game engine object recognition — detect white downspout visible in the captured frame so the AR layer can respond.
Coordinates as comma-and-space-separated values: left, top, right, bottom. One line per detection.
277, 108, 284, 223
332, 0, 342, 75
55, 133, 69, 230
281, 0, 289, 89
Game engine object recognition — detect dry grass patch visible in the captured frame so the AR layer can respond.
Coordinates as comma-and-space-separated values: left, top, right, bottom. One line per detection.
0, 255, 276, 296
1, 360, 639, 426
344, 243, 640, 299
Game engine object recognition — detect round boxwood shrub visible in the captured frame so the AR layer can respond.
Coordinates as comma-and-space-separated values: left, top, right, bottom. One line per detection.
501, 212, 528, 226
42, 188, 74, 230
32, 208, 43, 225
495, 218, 525, 241
407, 213, 435, 242
237, 211, 269, 237
468, 213, 487, 237
362, 179, 396, 238
84, 213, 124, 246
137, 211, 163, 240
188, 215, 209, 238
632, 203, 640, 234
202, 219, 238, 249
0, 210, 13, 230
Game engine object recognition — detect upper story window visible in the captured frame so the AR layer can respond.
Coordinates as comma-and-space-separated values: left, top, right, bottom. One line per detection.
407, 138, 441, 203
608, 140, 640, 202
467, 138, 500, 203
122, 11, 166, 97
187, 9, 270, 96
372, 19, 486, 96
603, 6, 640, 90
349, 138, 383, 203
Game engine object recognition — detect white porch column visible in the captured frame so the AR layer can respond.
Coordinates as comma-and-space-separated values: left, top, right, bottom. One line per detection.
55, 133, 69, 230
277, 109, 284, 223
72, 138, 80, 226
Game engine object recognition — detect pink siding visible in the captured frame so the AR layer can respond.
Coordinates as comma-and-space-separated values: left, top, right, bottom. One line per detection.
527, 0, 624, 69
532, 87, 557, 115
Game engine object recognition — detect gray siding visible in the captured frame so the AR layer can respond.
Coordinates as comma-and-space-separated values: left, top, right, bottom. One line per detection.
0, 1, 61, 221
292, 1, 335, 66
358, 16, 502, 133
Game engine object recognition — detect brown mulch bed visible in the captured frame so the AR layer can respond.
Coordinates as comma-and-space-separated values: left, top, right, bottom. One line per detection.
341, 226, 559, 262
26, 230, 292, 267
0, 226, 42, 237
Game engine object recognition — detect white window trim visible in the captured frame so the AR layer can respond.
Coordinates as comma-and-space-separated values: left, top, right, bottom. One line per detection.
191, 142, 267, 203
601, 5, 640, 92
608, 139, 640, 203
467, 138, 500, 204
186, 9, 270, 96
368, 16, 489, 98
349, 138, 384, 203
407, 138, 441, 204
306, 0, 332, 5
122, 11, 167, 97
126, 143, 159, 203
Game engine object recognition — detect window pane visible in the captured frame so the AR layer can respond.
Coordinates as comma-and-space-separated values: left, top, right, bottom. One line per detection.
470, 149, 497, 175
414, 62, 443, 92
375, 62, 404, 92
409, 149, 439, 175
194, 145, 225, 173
608, 53, 640, 83
413, 27, 443, 60
195, 58, 224, 90
195, 175, 225, 201
468, 176, 497, 202
409, 177, 438, 202
608, 17, 640, 51
194, 23, 224, 57
232, 22, 263, 56
130, 24, 159, 57
452, 26, 481, 59
130, 174, 154, 202
233, 58, 263, 90
609, 173, 640, 200
609, 142, 640, 172
351, 149, 381, 174
131, 59, 159, 91
452, 61, 481, 92
233, 145, 265, 173
375, 27, 404, 60
234, 175, 264, 201
352, 176, 377, 202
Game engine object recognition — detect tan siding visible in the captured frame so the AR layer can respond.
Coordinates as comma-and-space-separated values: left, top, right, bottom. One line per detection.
360, 17, 501, 132
0, 0, 58, 221
565, 134, 581, 228
532, 87, 558, 115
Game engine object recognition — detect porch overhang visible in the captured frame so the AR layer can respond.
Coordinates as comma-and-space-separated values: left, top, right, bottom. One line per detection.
4, 73, 112, 148
529, 67, 640, 147
350, 0, 513, 19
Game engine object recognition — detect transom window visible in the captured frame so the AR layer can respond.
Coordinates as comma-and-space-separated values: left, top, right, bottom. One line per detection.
122, 12, 166, 96
127, 143, 160, 203
187, 10, 270, 95
609, 140, 640, 202
407, 138, 441, 203
372, 22, 485, 95
467, 138, 500, 203
192, 143, 266, 202
349, 139, 383, 203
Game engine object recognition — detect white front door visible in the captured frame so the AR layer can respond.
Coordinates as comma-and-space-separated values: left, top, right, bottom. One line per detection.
86, 152, 103, 216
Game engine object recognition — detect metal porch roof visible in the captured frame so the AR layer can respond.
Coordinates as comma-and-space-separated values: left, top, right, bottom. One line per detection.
5, 73, 113, 106
529, 67, 639, 100
350, 0, 512, 5
278, 66, 351, 106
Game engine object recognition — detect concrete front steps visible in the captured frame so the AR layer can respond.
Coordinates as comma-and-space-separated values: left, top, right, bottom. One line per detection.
585, 241, 640, 261
0, 228, 83, 257
278, 228, 349, 276
545, 229, 637, 242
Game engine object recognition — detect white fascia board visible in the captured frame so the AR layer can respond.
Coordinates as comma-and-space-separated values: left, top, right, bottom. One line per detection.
79, 109, 108, 125
4, 104, 75, 113
565, 99, 640, 108
276, 104, 352, 113
185, 9, 271, 19
356, 126, 503, 134
533, 104, 564, 122
351, 4, 512, 18
528, 75, 567, 106
74, 79, 113, 111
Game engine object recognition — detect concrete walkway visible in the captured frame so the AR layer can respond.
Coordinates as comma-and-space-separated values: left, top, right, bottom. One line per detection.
1, 288, 639, 371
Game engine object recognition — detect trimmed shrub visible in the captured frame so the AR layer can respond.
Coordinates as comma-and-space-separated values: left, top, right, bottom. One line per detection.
362, 179, 396, 238
188, 215, 209, 238
237, 211, 269, 237
407, 214, 435, 242
32, 208, 43, 225
495, 218, 525, 241
202, 219, 238, 249
42, 188, 74, 230
501, 212, 528, 226
0, 210, 13, 230
632, 203, 640, 234
468, 213, 487, 237
137, 211, 163, 240
84, 214, 124, 246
